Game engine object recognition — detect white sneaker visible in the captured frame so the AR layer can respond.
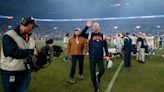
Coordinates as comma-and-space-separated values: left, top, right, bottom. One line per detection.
96, 72, 99, 76
96, 72, 100, 87
67, 78, 75, 84
79, 75, 84, 80
162, 55, 164, 58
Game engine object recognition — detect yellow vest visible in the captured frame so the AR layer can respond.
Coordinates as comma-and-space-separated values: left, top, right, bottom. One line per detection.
0, 30, 35, 71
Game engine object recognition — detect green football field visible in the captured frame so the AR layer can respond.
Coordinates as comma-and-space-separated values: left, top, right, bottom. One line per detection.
0, 41, 164, 92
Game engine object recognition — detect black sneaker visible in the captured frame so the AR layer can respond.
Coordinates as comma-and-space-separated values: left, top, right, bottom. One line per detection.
138, 60, 141, 63
94, 88, 100, 92
141, 61, 145, 63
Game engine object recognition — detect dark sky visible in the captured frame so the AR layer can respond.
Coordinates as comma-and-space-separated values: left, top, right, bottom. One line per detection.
0, 0, 164, 19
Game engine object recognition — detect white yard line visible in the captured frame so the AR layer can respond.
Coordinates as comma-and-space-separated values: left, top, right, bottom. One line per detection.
105, 60, 124, 92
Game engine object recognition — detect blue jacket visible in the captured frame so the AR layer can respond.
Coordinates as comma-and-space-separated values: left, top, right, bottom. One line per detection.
80, 26, 109, 60
2, 26, 34, 59
122, 36, 132, 53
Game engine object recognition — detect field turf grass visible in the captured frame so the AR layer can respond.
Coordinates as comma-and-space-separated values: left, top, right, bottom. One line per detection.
0, 41, 164, 92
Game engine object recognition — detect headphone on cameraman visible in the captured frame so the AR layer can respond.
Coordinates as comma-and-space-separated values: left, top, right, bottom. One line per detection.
21, 17, 34, 26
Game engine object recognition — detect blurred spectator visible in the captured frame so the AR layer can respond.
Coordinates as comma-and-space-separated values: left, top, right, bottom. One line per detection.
63, 33, 70, 62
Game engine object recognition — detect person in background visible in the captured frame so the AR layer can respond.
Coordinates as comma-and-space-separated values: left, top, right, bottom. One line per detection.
136, 35, 145, 63
0, 17, 39, 92
147, 34, 155, 55
158, 36, 163, 49
63, 33, 70, 62
116, 34, 123, 57
131, 34, 137, 55
122, 32, 132, 69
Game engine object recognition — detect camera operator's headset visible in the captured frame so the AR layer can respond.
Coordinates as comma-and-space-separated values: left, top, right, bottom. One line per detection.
21, 17, 34, 26
20, 17, 35, 35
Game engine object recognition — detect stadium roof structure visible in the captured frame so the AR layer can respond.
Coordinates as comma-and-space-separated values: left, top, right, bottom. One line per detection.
0, 0, 164, 19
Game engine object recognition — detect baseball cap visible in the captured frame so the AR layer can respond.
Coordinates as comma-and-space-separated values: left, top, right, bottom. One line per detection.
74, 28, 81, 31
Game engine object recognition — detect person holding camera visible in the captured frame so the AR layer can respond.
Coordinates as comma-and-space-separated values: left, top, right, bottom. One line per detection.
0, 17, 38, 92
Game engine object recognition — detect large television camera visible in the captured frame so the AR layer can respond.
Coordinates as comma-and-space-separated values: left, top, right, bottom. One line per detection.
25, 39, 63, 72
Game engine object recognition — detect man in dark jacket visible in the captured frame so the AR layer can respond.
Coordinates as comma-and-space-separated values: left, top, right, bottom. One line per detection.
0, 17, 38, 92
122, 32, 132, 69
80, 21, 109, 92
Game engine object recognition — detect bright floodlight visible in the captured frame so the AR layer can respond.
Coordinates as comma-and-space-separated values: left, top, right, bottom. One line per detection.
114, 26, 118, 29
8, 26, 12, 29
136, 26, 140, 29
7, 16, 13, 20
157, 25, 160, 28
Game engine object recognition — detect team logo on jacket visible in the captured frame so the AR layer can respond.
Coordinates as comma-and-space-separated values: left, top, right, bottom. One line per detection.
92, 36, 103, 41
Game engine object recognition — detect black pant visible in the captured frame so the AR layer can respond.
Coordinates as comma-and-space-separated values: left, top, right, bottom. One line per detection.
70, 55, 84, 79
132, 45, 136, 54
124, 52, 131, 68
89, 58, 105, 90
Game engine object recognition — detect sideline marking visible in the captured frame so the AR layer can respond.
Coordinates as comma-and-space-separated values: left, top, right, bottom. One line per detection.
105, 60, 124, 92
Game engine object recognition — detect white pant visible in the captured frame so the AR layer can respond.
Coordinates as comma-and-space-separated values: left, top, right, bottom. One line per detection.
138, 48, 145, 62
116, 44, 122, 53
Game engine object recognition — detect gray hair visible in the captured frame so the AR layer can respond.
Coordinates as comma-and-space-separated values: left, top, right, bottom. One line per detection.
93, 22, 100, 28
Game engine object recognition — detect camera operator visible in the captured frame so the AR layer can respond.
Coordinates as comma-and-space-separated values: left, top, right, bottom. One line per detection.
0, 17, 38, 92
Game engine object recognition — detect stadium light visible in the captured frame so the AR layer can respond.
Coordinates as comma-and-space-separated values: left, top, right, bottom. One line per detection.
7, 16, 13, 20
157, 25, 160, 28
110, 4, 121, 7
8, 26, 12, 29
0, 15, 13, 20
54, 27, 58, 30
136, 26, 140, 29
114, 26, 118, 29
33, 15, 164, 22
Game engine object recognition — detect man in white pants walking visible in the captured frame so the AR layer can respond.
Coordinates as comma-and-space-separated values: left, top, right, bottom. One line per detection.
137, 36, 145, 63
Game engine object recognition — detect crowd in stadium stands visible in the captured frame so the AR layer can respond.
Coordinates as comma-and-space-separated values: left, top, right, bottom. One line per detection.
0, 20, 164, 41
